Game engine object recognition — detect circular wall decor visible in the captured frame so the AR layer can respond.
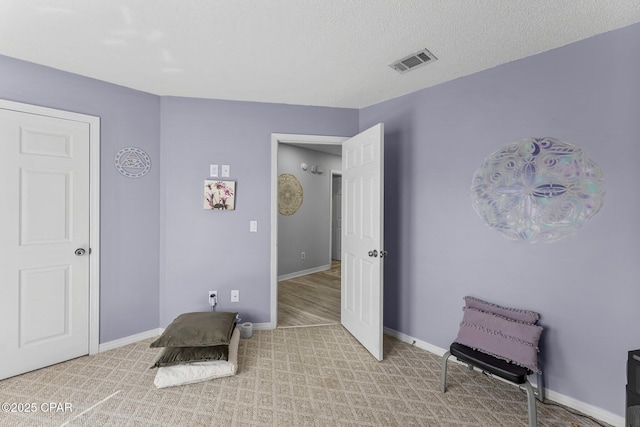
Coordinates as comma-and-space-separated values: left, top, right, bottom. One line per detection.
471, 137, 605, 243
114, 147, 151, 178
278, 173, 303, 216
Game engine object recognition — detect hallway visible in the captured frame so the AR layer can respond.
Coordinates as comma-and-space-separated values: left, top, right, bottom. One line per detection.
277, 261, 340, 327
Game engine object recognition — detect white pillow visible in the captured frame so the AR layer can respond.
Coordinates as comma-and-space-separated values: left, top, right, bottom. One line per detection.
154, 327, 240, 389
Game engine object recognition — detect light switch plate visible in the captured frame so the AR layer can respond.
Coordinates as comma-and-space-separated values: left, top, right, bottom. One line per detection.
250, 221, 257, 232
210, 164, 218, 177
221, 165, 230, 177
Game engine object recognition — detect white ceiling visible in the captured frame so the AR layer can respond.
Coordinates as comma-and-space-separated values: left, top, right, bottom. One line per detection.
1, 1, 639, 108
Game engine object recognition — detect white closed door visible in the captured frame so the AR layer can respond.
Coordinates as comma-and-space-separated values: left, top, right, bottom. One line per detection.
0, 106, 91, 380
341, 123, 384, 361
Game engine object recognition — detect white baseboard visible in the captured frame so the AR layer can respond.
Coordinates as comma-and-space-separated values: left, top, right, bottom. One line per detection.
383, 327, 624, 427
99, 328, 163, 352
99, 323, 274, 353
543, 389, 624, 427
278, 264, 331, 281
246, 322, 272, 331
384, 326, 448, 356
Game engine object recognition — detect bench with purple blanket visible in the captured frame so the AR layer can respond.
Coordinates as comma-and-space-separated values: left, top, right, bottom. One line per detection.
440, 297, 545, 427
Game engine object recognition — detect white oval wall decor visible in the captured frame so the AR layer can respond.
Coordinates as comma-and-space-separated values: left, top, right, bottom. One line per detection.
114, 147, 151, 178
471, 137, 605, 243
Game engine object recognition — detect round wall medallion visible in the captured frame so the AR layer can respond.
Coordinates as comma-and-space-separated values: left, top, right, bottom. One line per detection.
114, 147, 151, 178
471, 137, 605, 243
278, 173, 303, 216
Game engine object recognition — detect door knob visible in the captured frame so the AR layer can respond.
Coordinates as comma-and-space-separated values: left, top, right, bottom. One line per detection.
74, 248, 86, 256
368, 249, 378, 257
380, 250, 388, 258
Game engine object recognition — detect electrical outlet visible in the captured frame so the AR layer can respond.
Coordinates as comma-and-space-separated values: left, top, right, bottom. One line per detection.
301, 252, 305, 260
231, 290, 239, 302
208, 290, 217, 307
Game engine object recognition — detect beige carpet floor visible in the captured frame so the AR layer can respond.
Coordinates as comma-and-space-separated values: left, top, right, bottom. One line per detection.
0, 325, 609, 427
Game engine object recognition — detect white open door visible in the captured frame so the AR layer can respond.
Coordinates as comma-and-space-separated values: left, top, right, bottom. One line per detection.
0, 104, 94, 379
341, 123, 384, 361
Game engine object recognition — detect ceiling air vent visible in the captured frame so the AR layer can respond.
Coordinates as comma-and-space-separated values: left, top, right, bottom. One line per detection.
389, 48, 437, 74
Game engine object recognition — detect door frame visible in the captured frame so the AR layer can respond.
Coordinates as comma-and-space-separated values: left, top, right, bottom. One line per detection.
270, 133, 348, 328
0, 99, 100, 355
329, 170, 342, 262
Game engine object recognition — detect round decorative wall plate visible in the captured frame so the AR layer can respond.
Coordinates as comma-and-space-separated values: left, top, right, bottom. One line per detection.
471, 137, 605, 243
278, 173, 303, 216
114, 147, 151, 178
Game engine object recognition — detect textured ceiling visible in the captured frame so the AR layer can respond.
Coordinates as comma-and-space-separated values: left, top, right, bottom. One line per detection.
1, 1, 640, 108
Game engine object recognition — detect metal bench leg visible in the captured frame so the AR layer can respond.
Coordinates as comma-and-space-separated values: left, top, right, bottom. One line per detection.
535, 371, 545, 403
440, 351, 451, 393
524, 380, 537, 427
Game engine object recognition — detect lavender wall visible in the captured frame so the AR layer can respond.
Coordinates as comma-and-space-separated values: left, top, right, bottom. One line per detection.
0, 55, 161, 343
159, 96, 357, 326
361, 23, 640, 416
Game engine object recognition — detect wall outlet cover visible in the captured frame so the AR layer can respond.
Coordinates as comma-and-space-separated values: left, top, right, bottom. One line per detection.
209, 290, 217, 306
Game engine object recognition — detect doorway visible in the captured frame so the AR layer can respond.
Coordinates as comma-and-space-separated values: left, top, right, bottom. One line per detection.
270, 134, 347, 328
271, 125, 385, 360
278, 168, 342, 328
273, 138, 344, 327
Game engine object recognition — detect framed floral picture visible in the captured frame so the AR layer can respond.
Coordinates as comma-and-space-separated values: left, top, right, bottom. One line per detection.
204, 180, 235, 210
